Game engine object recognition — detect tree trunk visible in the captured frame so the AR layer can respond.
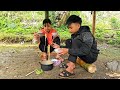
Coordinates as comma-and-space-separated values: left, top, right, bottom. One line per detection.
57, 11, 70, 27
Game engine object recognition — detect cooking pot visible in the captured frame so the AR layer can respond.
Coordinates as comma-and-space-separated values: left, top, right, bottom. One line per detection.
39, 60, 53, 71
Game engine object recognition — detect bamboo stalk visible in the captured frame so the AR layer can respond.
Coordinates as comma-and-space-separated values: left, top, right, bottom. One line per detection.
47, 45, 50, 60
44, 34, 47, 52
76, 58, 97, 73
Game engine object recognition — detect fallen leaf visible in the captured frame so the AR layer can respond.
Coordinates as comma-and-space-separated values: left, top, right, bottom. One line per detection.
35, 69, 43, 75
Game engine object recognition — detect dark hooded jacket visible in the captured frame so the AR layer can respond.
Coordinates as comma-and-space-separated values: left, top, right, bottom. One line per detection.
62, 26, 99, 62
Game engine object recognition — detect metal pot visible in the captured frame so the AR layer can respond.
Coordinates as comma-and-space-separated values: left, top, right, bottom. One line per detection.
39, 60, 53, 71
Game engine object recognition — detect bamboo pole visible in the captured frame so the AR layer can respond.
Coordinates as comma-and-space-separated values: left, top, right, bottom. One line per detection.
47, 45, 50, 60
76, 57, 97, 73
92, 11, 96, 36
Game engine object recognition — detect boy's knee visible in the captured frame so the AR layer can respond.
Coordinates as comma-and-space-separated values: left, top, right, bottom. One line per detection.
65, 39, 72, 48
40, 36, 45, 40
53, 36, 60, 45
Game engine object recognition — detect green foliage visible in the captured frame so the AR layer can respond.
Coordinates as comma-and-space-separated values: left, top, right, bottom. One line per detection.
95, 29, 120, 45
56, 25, 71, 41
116, 31, 120, 37
107, 37, 120, 45
110, 17, 120, 29
95, 30, 105, 42
0, 11, 44, 43
56, 25, 68, 31
0, 11, 120, 46
49, 11, 56, 25
70, 11, 81, 16
70, 11, 91, 25
96, 13, 120, 45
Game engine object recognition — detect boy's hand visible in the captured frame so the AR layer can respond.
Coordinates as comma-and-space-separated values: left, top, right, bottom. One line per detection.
52, 43, 60, 48
37, 32, 45, 37
58, 48, 68, 55
33, 33, 40, 44
52, 32, 59, 39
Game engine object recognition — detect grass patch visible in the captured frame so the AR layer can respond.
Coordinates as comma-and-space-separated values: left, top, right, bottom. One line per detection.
0, 33, 33, 43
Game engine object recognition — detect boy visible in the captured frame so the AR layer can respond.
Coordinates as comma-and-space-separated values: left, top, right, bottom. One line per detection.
53, 15, 99, 77
33, 19, 61, 61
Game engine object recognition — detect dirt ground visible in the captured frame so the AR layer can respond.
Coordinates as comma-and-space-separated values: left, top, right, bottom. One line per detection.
0, 42, 120, 79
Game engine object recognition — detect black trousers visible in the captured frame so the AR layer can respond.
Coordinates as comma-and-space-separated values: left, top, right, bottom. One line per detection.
65, 39, 97, 64
39, 36, 60, 53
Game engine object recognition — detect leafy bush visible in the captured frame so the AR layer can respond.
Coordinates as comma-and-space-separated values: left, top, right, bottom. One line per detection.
110, 17, 120, 29
0, 11, 120, 46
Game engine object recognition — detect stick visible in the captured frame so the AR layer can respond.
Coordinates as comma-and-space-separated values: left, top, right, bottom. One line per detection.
25, 70, 35, 76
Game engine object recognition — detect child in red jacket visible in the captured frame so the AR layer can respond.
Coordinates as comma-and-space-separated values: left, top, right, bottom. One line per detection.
33, 19, 63, 61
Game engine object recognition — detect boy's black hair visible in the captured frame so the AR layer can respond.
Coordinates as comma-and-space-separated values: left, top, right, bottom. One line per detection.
66, 15, 82, 26
43, 19, 51, 25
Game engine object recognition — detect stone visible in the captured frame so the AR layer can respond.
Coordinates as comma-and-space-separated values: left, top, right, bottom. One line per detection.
116, 61, 120, 72
106, 60, 118, 72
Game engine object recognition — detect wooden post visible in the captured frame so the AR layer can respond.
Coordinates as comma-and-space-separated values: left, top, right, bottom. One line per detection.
92, 11, 96, 36
45, 11, 49, 19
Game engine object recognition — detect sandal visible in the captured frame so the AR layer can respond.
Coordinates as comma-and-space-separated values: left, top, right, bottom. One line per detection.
59, 62, 68, 68
59, 70, 75, 77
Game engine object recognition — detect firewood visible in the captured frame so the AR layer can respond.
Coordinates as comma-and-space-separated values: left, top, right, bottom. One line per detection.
76, 58, 97, 73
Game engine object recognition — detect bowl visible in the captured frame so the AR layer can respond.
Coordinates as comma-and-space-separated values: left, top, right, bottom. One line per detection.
51, 59, 61, 66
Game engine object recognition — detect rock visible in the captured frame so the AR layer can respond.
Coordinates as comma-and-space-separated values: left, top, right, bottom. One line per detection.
6, 67, 9, 69
1, 61, 6, 64
106, 60, 118, 72
116, 61, 120, 72
20, 41, 24, 44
